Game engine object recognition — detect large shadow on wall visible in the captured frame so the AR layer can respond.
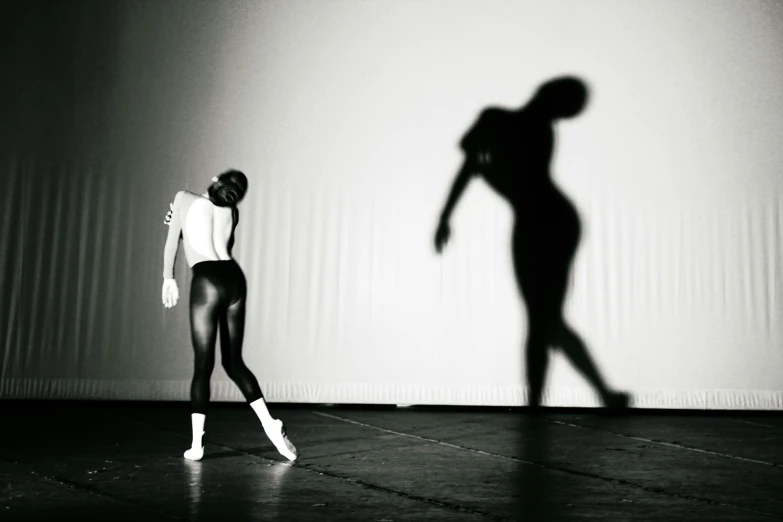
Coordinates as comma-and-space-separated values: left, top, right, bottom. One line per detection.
435, 77, 629, 411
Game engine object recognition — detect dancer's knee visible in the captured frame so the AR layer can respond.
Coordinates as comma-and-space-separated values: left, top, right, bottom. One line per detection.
222, 359, 247, 381
193, 348, 215, 370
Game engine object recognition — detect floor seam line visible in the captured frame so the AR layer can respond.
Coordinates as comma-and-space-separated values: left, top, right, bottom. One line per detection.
730, 419, 778, 429
100, 411, 510, 521
314, 411, 783, 520
4, 458, 187, 521
549, 419, 781, 467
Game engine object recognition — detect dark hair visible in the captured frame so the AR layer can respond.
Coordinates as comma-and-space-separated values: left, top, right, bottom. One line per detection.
534, 76, 589, 119
207, 169, 248, 207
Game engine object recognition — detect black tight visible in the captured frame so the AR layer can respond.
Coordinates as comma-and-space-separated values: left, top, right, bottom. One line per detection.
189, 260, 263, 414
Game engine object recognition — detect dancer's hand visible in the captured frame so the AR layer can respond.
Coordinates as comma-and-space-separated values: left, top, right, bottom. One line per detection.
162, 278, 179, 308
164, 203, 173, 226
434, 220, 451, 253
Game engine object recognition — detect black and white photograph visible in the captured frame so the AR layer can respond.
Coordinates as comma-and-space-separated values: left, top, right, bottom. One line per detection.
2, 0, 782, 520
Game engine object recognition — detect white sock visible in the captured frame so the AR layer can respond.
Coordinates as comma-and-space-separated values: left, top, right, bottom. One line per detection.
250, 398, 298, 460
191, 413, 206, 447
249, 398, 274, 425
184, 413, 206, 460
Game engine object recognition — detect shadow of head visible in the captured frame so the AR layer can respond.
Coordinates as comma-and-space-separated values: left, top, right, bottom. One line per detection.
529, 76, 589, 120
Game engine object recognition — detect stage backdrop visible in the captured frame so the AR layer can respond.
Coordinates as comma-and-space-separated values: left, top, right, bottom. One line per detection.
2, 0, 782, 409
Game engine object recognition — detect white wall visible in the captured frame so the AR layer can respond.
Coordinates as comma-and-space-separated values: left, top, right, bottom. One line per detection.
3, 0, 783, 408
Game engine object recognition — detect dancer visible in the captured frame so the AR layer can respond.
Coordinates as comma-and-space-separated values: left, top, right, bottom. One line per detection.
162, 169, 298, 461
435, 77, 628, 410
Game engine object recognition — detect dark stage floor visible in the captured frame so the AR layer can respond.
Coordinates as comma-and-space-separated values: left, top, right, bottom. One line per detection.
2, 401, 782, 521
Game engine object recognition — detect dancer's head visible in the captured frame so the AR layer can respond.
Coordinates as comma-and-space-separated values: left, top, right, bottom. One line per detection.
208, 169, 248, 207
530, 76, 589, 120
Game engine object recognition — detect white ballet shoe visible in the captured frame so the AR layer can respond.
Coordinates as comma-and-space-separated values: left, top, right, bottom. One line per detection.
183, 446, 204, 461
263, 419, 299, 461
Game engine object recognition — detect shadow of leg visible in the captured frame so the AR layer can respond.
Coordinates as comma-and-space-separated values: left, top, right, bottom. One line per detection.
526, 326, 550, 410
516, 416, 560, 519
555, 323, 629, 410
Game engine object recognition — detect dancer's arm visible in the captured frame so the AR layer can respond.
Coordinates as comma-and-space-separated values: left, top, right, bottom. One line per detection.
435, 159, 476, 252
162, 191, 184, 279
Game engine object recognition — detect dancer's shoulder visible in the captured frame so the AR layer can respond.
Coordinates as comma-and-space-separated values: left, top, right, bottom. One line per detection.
461, 107, 506, 150
480, 106, 507, 117
176, 190, 201, 205
479, 106, 513, 124
168, 191, 195, 218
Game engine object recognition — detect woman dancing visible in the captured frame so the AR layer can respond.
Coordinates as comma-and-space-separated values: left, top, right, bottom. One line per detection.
435, 77, 628, 410
162, 169, 298, 461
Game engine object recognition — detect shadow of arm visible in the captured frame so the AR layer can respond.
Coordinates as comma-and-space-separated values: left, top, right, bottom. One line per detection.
438, 159, 476, 224
435, 159, 478, 253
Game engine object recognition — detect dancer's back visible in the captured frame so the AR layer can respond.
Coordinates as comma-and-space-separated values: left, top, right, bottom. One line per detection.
162, 190, 237, 278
